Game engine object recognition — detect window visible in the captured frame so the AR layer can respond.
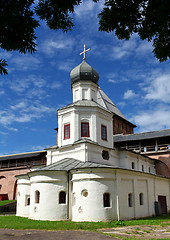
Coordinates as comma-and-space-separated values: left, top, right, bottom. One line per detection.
59, 191, 66, 204
81, 189, 88, 197
81, 122, 90, 137
102, 150, 109, 160
101, 125, 107, 141
64, 124, 70, 139
139, 193, 144, 205
25, 195, 30, 206
132, 162, 135, 169
103, 193, 110, 207
35, 190, 40, 204
82, 89, 88, 100
128, 193, 133, 207
142, 165, 144, 172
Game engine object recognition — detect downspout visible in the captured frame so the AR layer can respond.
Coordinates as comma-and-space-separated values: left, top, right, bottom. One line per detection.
67, 171, 70, 219
115, 169, 120, 220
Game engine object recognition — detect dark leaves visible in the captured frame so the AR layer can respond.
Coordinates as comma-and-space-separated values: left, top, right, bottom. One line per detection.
0, 59, 8, 75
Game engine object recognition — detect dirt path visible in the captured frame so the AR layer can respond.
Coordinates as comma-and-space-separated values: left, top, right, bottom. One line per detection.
101, 224, 170, 239
0, 229, 118, 240
0, 223, 170, 240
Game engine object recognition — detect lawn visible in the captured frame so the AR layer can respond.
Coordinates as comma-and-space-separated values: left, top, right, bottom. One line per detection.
0, 200, 16, 206
0, 214, 169, 230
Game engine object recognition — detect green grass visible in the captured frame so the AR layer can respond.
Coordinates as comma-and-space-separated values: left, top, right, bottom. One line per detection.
0, 200, 16, 206
0, 214, 169, 230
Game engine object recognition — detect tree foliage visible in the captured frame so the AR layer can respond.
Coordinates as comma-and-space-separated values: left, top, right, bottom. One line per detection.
98, 0, 170, 62
0, 0, 169, 74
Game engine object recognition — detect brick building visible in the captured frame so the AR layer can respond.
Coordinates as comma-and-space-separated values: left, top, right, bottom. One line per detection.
0, 151, 46, 200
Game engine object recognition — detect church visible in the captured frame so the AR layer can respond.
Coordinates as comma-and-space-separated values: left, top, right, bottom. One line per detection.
16, 48, 170, 221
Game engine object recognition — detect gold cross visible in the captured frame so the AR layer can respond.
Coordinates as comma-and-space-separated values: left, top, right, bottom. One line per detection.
80, 44, 90, 60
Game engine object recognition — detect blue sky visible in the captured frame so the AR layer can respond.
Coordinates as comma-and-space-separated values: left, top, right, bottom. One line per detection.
0, 0, 170, 155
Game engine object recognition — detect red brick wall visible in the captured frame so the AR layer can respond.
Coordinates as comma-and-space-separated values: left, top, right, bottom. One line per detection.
0, 167, 29, 200
148, 153, 170, 177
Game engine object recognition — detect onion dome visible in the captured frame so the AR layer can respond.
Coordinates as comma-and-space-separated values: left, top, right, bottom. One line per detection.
70, 60, 99, 86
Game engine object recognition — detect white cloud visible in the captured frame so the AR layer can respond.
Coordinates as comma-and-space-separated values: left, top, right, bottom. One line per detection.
108, 79, 116, 83
57, 59, 75, 72
144, 73, 170, 103
111, 38, 137, 59
0, 101, 55, 126
0, 89, 5, 95
123, 90, 138, 99
10, 54, 41, 71
40, 35, 75, 56
132, 105, 170, 133
136, 41, 153, 56
9, 75, 47, 98
49, 82, 62, 89
74, 0, 104, 19
31, 145, 50, 151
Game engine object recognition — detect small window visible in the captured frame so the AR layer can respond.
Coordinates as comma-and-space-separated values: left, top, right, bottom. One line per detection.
103, 193, 110, 207
102, 150, 109, 160
139, 193, 144, 205
0, 184, 2, 190
81, 189, 88, 197
35, 190, 40, 204
128, 193, 133, 207
59, 191, 66, 204
142, 165, 144, 172
82, 89, 88, 100
81, 122, 90, 137
101, 125, 107, 141
25, 195, 30, 206
149, 167, 151, 173
132, 162, 135, 169
64, 124, 70, 139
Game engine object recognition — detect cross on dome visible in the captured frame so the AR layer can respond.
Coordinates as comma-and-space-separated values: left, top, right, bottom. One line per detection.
80, 44, 90, 60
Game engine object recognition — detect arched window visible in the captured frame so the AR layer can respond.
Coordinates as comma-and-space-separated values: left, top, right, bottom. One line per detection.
59, 191, 66, 204
103, 193, 110, 207
81, 122, 90, 137
132, 162, 135, 169
128, 193, 133, 207
35, 190, 40, 204
139, 193, 144, 205
142, 165, 144, 172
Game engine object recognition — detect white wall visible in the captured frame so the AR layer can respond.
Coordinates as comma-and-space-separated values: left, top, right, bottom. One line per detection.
71, 169, 116, 221
16, 175, 30, 218
72, 82, 98, 102
28, 171, 68, 220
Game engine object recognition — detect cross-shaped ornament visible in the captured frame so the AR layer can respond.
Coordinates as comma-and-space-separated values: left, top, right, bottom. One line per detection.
80, 44, 90, 60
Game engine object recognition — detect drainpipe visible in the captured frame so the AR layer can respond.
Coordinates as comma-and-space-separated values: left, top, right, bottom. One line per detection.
115, 169, 120, 221
67, 171, 70, 220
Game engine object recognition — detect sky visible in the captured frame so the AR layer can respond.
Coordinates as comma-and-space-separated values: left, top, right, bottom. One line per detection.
0, 0, 170, 156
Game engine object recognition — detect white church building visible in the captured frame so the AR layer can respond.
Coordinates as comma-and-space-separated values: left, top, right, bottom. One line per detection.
16, 52, 170, 221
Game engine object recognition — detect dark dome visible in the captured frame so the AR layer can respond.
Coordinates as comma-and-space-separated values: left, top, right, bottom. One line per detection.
70, 60, 99, 86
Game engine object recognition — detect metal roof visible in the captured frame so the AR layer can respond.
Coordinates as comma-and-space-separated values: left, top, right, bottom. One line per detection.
58, 99, 112, 113
114, 129, 170, 143
97, 88, 127, 120
97, 88, 135, 126
0, 151, 46, 161
35, 158, 113, 172
70, 60, 99, 85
